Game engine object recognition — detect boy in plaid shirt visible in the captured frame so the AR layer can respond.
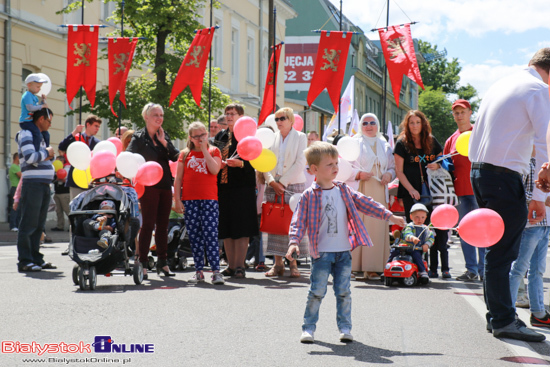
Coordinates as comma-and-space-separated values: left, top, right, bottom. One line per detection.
286, 142, 405, 343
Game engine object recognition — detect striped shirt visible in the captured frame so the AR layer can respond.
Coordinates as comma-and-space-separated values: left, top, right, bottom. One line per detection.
289, 181, 393, 259
16, 129, 54, 184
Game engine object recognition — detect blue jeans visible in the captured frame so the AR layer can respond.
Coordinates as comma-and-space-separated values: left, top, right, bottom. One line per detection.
389, 248, 426, 272
456, 195, 485, 275
471, 167, 526, 329
303, 251, 352, 333
509, 226, 550, 314
17, 181, 51, 267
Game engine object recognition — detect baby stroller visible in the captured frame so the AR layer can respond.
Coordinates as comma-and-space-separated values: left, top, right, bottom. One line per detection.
166, 218, 193, 271
68, 181, 142, 290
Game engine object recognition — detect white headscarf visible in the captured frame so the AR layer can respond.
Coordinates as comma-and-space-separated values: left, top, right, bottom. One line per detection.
357, 113, 389, 174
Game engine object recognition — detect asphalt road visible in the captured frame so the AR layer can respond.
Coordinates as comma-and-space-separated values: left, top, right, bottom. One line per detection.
2, 226, 550, 367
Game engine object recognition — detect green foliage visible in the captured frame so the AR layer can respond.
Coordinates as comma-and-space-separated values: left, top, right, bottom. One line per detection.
418, 40, 462, 95
59, 0, 232, 139
457, 83, 480, 113
418, 86, 455, 144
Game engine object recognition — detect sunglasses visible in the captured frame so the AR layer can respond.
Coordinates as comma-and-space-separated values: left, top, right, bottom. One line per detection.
191, 133, 207, 140
362, 120, 377, 126
274, 116, 287, 122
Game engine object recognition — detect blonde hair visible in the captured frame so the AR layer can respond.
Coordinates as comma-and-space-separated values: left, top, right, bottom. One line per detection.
121, 129, 135, 151
275, 107, 295, 125
184, 121, 210, 153
304, 141, 338, 167
141, 102, 163, 120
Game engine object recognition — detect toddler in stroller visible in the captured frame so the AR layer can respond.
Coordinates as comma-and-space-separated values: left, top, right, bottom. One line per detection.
83, 200, 117, 248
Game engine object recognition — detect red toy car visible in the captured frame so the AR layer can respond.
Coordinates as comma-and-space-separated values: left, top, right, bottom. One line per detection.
383, 233, 429, 287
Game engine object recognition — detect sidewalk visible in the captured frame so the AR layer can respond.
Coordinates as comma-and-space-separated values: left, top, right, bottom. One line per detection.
0, 220, 70, 245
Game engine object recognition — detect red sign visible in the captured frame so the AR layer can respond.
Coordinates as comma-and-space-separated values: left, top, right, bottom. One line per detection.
284, 43, 317, 84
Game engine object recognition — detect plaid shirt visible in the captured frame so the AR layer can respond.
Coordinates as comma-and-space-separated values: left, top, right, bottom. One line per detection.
524, 157, 547, 227
289, 181, 393, 259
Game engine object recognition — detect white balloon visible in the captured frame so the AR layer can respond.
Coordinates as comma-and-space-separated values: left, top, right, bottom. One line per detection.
116, 151, 139, 179
264, 114, 278, 131
133, 153, 146, 168
335, 158, 353, 182
337, 136, 360, 161
289, 193, 301, 212
255, 128, 276, 149
36, 73, 52, 96
93, 140, 117, 156
66, 141, 91, 171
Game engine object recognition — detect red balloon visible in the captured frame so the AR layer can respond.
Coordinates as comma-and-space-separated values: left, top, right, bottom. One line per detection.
236, 136, 263, 161
56, 168, 67, 180
431, 204, 459, 229
293, 114, 304, 131
458, 208, 504, 248
135, 161, 163, 186
108, 137, 123, 156
134, 181, 145, 198
234, 116, 257, 141
90, 150, 116, 179
169, 161, 178, 178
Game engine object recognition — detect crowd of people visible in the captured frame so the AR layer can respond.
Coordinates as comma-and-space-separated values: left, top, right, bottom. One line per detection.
10, 47, 550, 344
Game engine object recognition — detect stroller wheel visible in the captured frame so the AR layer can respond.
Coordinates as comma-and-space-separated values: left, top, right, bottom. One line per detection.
133, 262, 143, 285
89, 266, 97, 290
78, 267, 86, 291
148, 256, 155, 271
72, 265, 80, 286
178, 257, 188, 271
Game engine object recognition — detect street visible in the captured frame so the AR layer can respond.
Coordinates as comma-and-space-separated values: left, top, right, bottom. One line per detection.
2, 222, 550, 367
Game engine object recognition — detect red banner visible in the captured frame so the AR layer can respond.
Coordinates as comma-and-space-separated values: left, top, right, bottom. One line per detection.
66, 25, 99, 108
108, 38, 138, 117
378, 24, 424, 107
169, 27, 216, 107
258, 44, 283, 125
306, 31, 352, 111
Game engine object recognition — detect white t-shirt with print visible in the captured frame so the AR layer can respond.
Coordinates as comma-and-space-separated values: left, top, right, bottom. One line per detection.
317, 186, 351, 252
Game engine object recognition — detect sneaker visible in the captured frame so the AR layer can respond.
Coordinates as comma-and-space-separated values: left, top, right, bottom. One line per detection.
339, 329, 353, 342
456, 270, 478, 281
61, 247, 70, 256
428, 271, 439, 278
442, 271, 452, 279
419, 271, 429, 279
188, 272, 205, 284
516, 295, 530, 309
493, 319, 545, 342
531, 312, 550, 328
44, 235, 53, 243
11, 227, 18, 232
97, 238, 109, 249
300, 330, 314, 343
211, 272, 225, 285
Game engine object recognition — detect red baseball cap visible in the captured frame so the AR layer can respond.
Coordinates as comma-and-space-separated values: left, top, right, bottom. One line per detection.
452, 99, 471, 110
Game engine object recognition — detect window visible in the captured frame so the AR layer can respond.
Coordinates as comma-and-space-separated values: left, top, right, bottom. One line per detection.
212, 17, 222, 68
231, 28, 239, 91
101, 0, 117, 25
66, 0, 83, 24
247, 37, 255, 84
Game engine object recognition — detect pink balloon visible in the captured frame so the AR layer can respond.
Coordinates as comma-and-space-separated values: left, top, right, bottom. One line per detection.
133, 181, 145, 198
458, 208, 504, 248
135, 161, 163, 186
293, 114, 304, 131
236, 136, 263, 161
169, 161, 178, 178
108, 137, 123, 156
90, 150, 116, 179
431, 204, 459, 229
234, 116, 257, 141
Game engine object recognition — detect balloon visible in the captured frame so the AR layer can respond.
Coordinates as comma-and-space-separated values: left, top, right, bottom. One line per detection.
335, 158, 353, 181
135, 161, 163, 186
66, 141, 91, 171
36, 73, 51, 96
431, 204, 459, 229
73, 167, 92, 189
236, 136, 263, 161
234, 116, 257, 141
458, 208, 504, 248
456, 131, 472, 157
93, 140, 117, 156
116, 152, 139, 179
90, 150, 116, 179
337, 137, 360, 161
56, 168, 67, 180
264, 114, 278, 131
134, 181, 145, 199
169, 160, 178, 178
53, 160, 63, 171
107, 137, 123, 156
255, 128, 276, 149
134, 153, 146, 168
250, 149, 277, 172
293, 114, 304, 132
289, 193, 301, 212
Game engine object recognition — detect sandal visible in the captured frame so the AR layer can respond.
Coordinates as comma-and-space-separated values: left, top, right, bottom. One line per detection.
255, 262, 267, 272
265, 264, 285, 277
40, 262, 57, 270
289, 266, 301, 278
221, 267, 235, 277
19, 263, 42, 272
234, 267, 246, 279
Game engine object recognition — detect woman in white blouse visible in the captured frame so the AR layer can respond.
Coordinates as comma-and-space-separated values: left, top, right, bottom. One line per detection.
352, 113, 396, 280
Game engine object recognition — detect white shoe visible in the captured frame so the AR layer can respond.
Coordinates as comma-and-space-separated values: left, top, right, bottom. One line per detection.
11, 228, 18, 232
516, 295, 530, 309
300, 330, 314, 343
339, 329, 353, 342
211, 272, 225, 285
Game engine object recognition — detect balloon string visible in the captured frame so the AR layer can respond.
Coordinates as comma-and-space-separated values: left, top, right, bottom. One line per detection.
349, 163, 381, 182
433, 152, 459, 164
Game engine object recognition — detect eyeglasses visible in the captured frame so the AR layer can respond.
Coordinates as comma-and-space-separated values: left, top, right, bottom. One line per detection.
225, 112, 238, 117
362, 120, 377, 126
274, 116, 287, 122
190, 133, 207, 140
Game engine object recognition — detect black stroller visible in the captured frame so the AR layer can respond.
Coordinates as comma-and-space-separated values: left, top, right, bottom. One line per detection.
68, 182, 142, 290
166, 217, 193, 271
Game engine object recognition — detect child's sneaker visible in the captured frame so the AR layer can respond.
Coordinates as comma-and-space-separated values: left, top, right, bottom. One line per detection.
211, 272, 225, 285
300, 330, 314, 343
419, 271, 429, 279
188, 272, 205, 284
531, 312, 550, 328
339, 329, 353, 342
97, 237, 109, 249
516, 294, 530, 309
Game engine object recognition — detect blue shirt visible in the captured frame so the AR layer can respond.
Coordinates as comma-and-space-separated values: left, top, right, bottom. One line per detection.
20, 91, 42, 122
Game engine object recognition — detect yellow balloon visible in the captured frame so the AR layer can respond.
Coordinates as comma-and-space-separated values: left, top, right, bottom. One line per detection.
53, 160, 63, 171
455, 131, 472, 157
250, 149, 277, 173
73, 167, 92, 189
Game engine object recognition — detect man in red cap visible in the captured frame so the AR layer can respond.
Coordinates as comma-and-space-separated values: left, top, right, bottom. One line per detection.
444, 100, 485, 282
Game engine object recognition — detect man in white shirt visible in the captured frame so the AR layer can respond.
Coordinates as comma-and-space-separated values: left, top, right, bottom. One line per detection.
469, 48, 550, 342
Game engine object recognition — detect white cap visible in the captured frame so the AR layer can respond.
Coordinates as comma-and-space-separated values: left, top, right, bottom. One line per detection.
25, 73, 48, 84
100, 200, 115, 209
410, 203, 429, 214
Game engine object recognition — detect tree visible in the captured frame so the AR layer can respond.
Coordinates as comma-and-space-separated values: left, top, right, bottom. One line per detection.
418, 86, 455, 144
58, 0, 232, 139
418, 40, 462, 95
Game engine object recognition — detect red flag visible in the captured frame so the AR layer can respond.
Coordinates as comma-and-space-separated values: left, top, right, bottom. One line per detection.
108, 38, 138, 117
307, 31, 352, 111
378, 24, 424, 107
258, 44, 283, 125
66, 25, 99, 107
169, 27, 216, 107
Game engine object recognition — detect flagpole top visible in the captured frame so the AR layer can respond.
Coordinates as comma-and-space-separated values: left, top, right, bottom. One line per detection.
311, 29, 361, 35
60, 24, 108, 28
194, 25, 220, 33
370, 21, 418, 32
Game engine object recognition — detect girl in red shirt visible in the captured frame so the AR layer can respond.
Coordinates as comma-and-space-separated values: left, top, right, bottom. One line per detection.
174, 122, 224, 284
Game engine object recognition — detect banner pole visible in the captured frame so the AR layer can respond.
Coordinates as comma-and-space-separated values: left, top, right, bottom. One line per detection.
381, 0, 390, 133
208, 0, 213, 130
337, 0, 342, 135
78, 0, 84, 126
272, 6, 276, 115
118, 0, 125, 134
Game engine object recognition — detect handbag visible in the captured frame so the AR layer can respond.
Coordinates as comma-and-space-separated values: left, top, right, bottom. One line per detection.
427, 167, 459, 206
260, 193, 294, 236
415, 161, 433, 206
